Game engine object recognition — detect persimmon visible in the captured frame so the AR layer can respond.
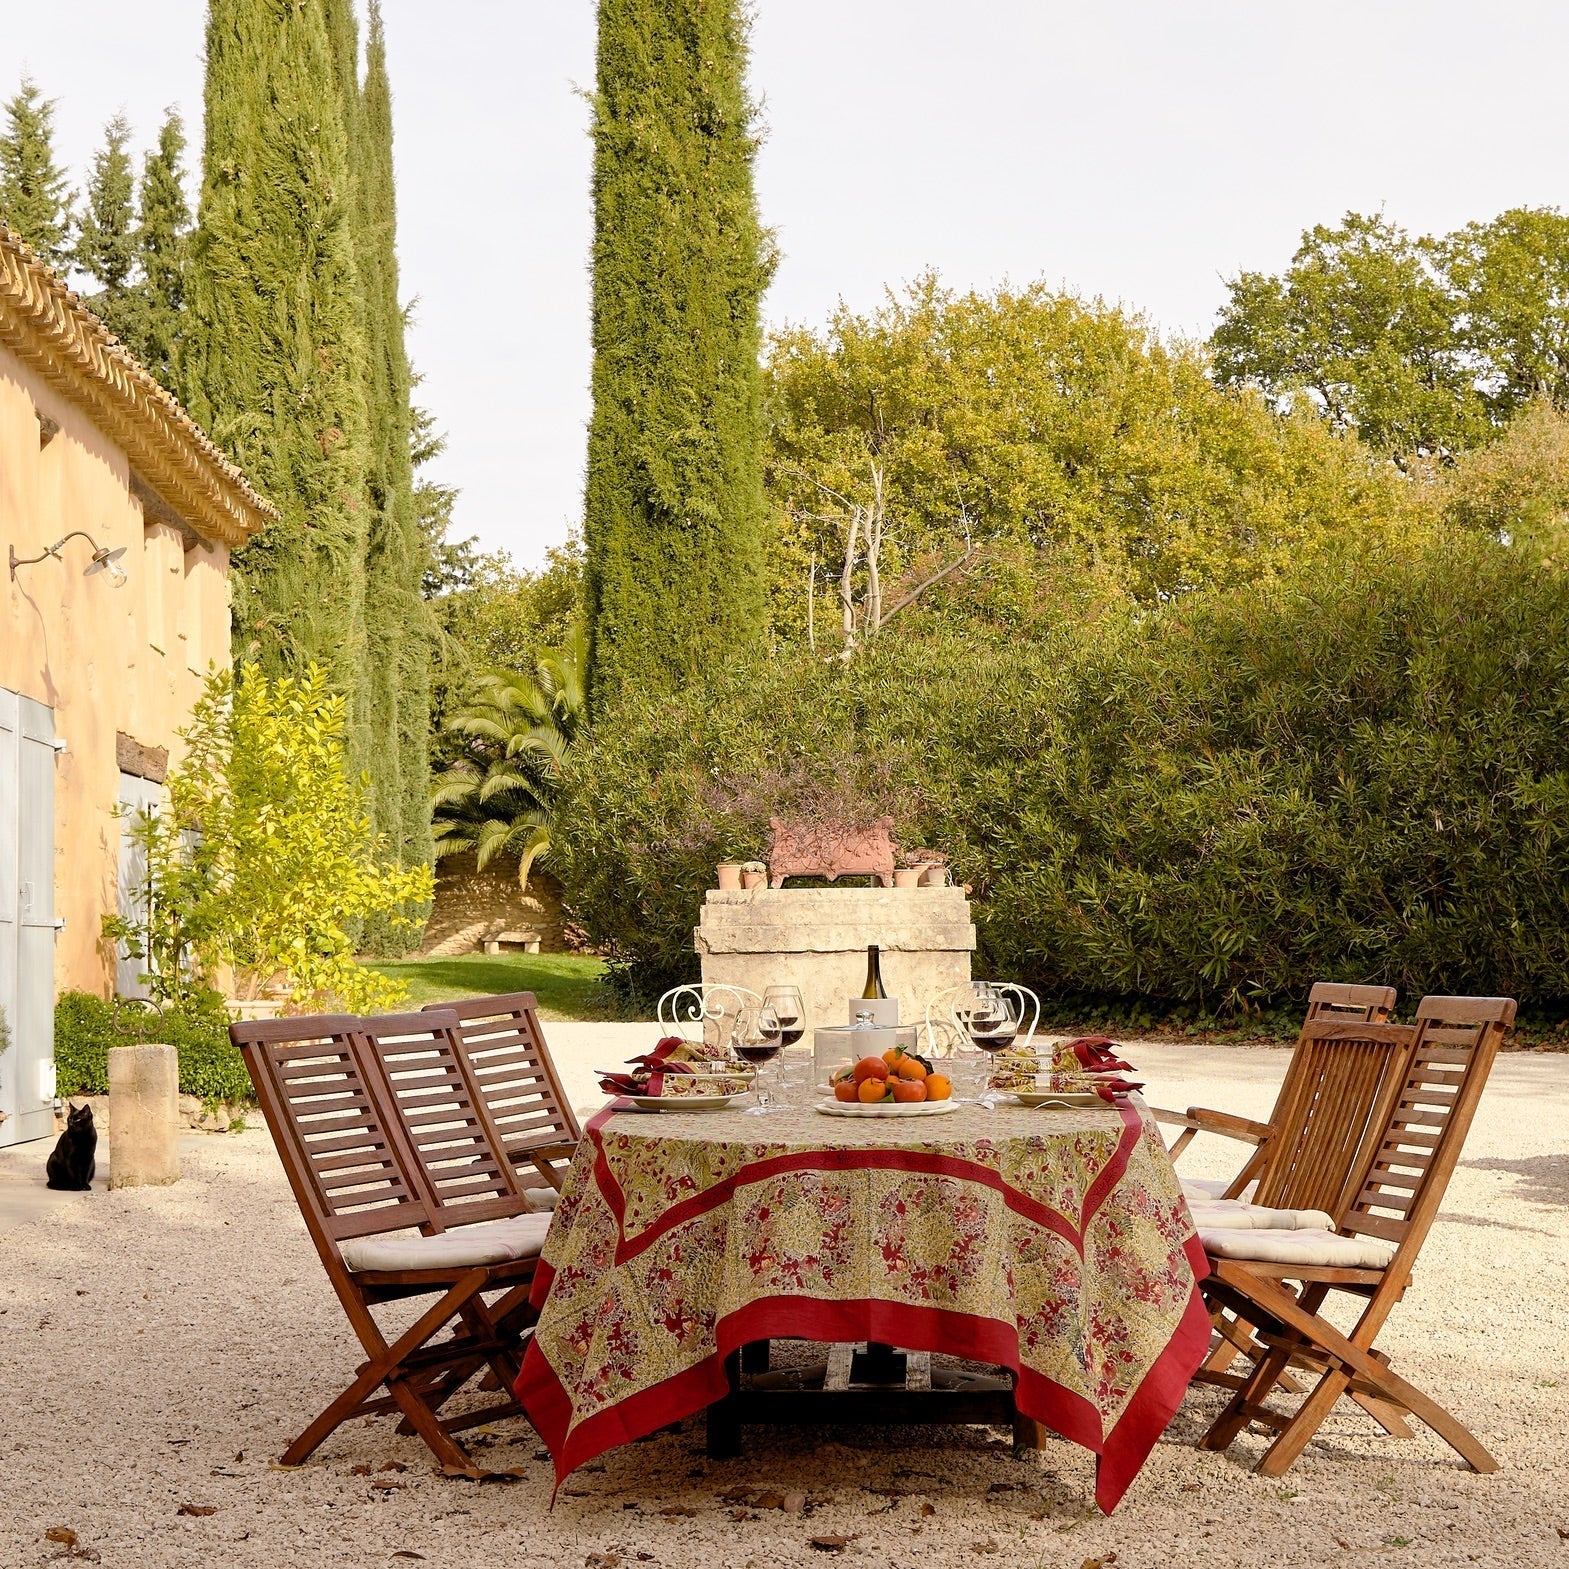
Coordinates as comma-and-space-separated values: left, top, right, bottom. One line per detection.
894, 1055, 928, 1081
853, 1055, 889, 1084
925, 1073, 953, 1101
890, 1077, 927, 1103
833, 1079, 860, 1102
857, 1076, 890, 1104
882, 1047, 903, 1069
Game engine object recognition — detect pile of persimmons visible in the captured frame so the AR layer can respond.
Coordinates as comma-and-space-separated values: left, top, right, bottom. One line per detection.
830, 1046, 953, 1105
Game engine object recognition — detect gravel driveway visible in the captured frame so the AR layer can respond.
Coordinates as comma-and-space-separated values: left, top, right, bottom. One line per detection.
1, 1041, 1564, 1569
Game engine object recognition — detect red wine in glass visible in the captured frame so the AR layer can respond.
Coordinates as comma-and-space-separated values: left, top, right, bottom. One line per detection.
736, 1039, 782, 1065
776, 1016, 804, 1047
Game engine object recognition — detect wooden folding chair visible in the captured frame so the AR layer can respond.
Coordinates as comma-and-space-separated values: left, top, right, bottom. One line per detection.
1154, 982, 1398, 1191
421, 993, 581, 1199
233, 1013, 546, 1475
1196, 995, 1515, 1477
1188, 1012, 1416, 1399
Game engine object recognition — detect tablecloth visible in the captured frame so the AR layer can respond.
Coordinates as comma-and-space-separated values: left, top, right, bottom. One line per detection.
516, 1097, 1208, 1512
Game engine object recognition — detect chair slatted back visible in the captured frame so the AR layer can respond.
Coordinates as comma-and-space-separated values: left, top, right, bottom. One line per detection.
423, 993, 580, 1191
1217, 982, 1400, 1202
231, 1014, 435, 1248
1338, 996, 1514, 1273
353, 1010, 528, 1228
1251, 1018, 1413, 1220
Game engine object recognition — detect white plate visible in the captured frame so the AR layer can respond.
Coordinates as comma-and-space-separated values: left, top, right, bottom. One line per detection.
1005, 1089, 1107, 1109
620, 1094, 745, 1113
814, 1097, 961, 1118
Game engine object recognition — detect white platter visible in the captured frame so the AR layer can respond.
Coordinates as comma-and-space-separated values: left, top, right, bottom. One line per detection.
620, 1093, 747, 1113
814, 1097, 961, 1119
1005, 1089, 1107, 1109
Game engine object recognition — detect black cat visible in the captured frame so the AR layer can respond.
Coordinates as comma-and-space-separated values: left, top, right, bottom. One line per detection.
46, 1102, 97, 1191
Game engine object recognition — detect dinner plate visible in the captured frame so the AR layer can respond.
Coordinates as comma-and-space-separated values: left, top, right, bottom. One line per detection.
620, 1093, 746, 1113
814, 1097, 961, 1118
1005, 1089, 1108, 1109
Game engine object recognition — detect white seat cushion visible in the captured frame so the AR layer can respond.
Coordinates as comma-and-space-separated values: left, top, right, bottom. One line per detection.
1199, 1226, 1395, 1271
524, 1185, 562, 1212
1188, 1197, 1336, 1232
1181, 1176, 1258, 1202
341, 1213, 551, 1273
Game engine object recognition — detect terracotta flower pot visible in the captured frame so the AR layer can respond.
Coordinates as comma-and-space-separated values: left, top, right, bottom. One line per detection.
716, 863, 743, 890
920, 865, 950, 887
893, 868, 925, 888
741, 869, 766, 890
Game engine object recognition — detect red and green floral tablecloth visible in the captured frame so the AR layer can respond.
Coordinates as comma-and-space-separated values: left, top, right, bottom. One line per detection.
516, 1097, 1208, 1512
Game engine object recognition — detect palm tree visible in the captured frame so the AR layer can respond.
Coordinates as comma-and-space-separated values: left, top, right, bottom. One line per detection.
431, 631, 585, 890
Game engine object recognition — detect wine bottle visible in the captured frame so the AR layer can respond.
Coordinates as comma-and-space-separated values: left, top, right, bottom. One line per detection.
861, 943, 888, 1000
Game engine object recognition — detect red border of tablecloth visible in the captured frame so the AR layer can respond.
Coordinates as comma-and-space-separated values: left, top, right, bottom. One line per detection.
516, 1103, 1209, 1514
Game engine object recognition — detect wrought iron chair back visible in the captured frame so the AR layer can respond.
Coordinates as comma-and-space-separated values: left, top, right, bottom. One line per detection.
655, 983, 765, 1051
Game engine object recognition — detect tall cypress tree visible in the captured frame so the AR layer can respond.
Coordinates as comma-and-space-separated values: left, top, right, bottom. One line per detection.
183, 0, 371, 779
0, 75, 73, 269
122, 110, 194, 392
582, 0, 772, 708
75, 112, 138, 323
359, 0, 433, 872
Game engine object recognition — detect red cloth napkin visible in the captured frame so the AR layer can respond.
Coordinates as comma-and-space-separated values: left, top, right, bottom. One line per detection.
1060, 1037, 1142, 1100
596, 1035, 697, 1098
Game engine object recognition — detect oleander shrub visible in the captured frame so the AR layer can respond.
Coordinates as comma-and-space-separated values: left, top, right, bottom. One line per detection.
54, 990, 253, 1105
555, 532, 1569, 1012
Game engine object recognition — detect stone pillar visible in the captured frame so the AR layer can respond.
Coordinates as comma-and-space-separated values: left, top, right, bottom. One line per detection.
108, 1043, 181, 1189
694, 886, 976, 1037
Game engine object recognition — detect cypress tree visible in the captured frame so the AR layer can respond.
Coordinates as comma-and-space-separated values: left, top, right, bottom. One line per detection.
74, 112, 138, 324
0, 75, 73, 269
359, 0, 433, 872
124, 110, 193, 392
582, 0, 773, 708
183, 0, 372, 780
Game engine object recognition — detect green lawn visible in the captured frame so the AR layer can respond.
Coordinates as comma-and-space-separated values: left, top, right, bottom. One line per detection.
368, 952, 613, 1020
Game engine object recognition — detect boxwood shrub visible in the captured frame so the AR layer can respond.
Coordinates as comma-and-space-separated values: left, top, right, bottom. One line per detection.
555, 532, 1569, 1014
54, 990, 254, 1104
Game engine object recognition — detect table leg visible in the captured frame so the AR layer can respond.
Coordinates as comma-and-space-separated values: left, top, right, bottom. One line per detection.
706, 1350, 742, 1460
741, 1339, 771, 1374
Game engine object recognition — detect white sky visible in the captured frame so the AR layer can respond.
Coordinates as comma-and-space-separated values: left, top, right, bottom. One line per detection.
6, 2, 1569, 567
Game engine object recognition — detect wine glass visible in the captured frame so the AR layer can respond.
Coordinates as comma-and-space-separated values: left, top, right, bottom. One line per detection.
961, 982, 1020, 1105
739, 1005, 785, 1114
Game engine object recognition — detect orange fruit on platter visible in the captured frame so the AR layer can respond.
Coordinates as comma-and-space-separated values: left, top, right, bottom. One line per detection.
833, 1079, 860, 1102
894, 1055, 928, 1081
853, 1055, 889, 1084
924, 1073, 952, 1101
857, 1076, 890, 1104
890, 1077, 927, 1103
882, 1047, 903, 1068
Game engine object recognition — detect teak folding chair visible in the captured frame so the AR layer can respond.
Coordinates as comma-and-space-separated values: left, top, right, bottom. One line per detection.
1189, 1012, 1416, 1399
233, 1012, 547, 1474
422, 992, 580, 1199
1154, 981, 1398, 1193
1196, 995, 1515, 1477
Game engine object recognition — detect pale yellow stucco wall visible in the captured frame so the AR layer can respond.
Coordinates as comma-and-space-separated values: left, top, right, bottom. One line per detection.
0, 341, 232, 998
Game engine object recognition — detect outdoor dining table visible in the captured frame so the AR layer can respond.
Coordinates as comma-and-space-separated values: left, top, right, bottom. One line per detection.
516, 1094, 1210, 1513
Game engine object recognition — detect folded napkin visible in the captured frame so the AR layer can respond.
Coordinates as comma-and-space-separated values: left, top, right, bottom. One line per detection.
1059, 1036, 1136, 1075
597, 1035, 749, 1099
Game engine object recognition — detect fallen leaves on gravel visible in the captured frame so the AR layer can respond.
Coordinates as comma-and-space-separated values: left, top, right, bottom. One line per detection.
176, 1504, 217, 1517
971, 1542, 998, 1555
391, 1555, 425, 1562
659, 1505, 698, 1517
810, 1536, 853, 1553
754, 1491, 785, 1510
44, 1528, 78, 1546
585, 1555, 620, 1568
1080, 1555, 1118, 1569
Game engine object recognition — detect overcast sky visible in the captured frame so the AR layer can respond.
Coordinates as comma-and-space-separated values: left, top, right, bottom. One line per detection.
6, 2, 1569, 567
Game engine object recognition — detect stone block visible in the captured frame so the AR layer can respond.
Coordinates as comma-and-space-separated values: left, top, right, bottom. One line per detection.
107, 1042, 180, 1188
695, 886, 975, 1038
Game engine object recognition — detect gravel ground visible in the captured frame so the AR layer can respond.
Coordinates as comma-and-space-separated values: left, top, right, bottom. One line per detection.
1, 1041, 1565, 1569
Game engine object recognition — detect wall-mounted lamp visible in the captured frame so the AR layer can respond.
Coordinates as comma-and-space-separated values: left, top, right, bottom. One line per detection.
10, 530, 128, 588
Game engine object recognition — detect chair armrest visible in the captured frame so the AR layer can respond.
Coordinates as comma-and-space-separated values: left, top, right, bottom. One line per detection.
1183, 1106, 1270, 1144
1151, 1106, 1269, 1142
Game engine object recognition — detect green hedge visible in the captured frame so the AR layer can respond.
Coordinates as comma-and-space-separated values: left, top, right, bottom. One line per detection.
54, 991, 254, 1104
554, 533, 1569, 1012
